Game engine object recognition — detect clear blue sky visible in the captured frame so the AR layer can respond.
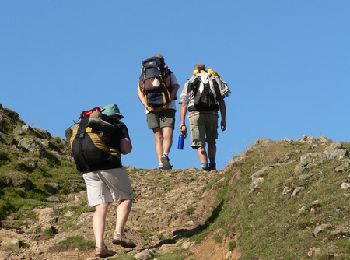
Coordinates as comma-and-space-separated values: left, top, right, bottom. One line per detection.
1, 1, 349, 169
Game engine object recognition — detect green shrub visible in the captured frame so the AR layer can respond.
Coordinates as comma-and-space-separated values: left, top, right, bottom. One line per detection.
186, 205, 195, 216
228, 240, 236, 251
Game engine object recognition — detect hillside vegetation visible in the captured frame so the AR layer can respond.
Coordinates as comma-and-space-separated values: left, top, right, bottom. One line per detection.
0, 105, 349, 259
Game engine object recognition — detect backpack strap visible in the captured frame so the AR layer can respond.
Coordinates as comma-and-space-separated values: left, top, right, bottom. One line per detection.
75, 119, 91, 172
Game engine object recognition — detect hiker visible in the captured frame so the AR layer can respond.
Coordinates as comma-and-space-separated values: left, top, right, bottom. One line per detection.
69, 104, 136, 258
179, 64, 229, 170
137, 54, 179, 170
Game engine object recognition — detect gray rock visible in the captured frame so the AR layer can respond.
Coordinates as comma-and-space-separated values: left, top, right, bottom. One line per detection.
328, 142, 343, 150
330, 226, 350, 237
16, 137, 45, 156
135, 249, 155, 260
297, 206, 307, 215
313, 223, 332, 237
34, 208, 59, 228
335, 159, 350, 172
282, 186, 292, 196
46, 195, 59, 202
340, 182, 350, 189
298, 173, 313, 182
16, 158, 38, 172
8, 171, 34, 189
250, 177, 264, 193
251, 166, 274, 179
44, 183, 59, 194
282, 137, 293, 143
324, 148, 348, 160
32, 128, 51, 139
291, 186, 304, 197
299, 135, 317, 144
300, 153, 325, 167
319, 136, 331, 144
307, 247, 321, 257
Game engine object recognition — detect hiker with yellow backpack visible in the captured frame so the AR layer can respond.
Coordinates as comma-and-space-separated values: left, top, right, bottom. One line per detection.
67, 104, 136, 258
179, 64, 230, 170
137, 54, 180, 170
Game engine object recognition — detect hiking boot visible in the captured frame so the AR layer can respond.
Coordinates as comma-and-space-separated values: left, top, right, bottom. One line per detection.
209, 163, 216, 171
201, 166, 210, 171
161, 155, 172, 170
112, 234, 136, 248
95, 246, 116, 258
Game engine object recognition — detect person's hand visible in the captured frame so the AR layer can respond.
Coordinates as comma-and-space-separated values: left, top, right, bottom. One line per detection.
180, 124, 187, 138
144, 103, 151, 111
221, 120, 226, 132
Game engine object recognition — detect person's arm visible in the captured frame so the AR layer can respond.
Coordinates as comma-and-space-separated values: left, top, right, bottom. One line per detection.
169, 73, 180, 101
170, 83, 179, 101
213, 80, 227, 131
120, 137, 132, 154
218, 99, 226, 131
179, 83, 188, 134
137, 86, 148, 108
115, 121, 132, 154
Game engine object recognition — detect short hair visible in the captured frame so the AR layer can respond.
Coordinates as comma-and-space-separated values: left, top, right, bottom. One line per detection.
154, 53, 164, 59
194, 64, 206, 71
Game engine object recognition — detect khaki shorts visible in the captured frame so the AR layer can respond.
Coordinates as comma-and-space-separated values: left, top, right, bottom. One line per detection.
188, 112, 218, 148
146, 109, 176, 129
83, 168, 132, 207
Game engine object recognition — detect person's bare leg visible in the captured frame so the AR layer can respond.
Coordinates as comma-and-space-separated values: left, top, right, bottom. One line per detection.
93, 203, 109, 248
152, 128, 163, 163
208, 142, 216, 158
197, 146, 208, 166
114, 199, 132, 236
162, 127, 173, 155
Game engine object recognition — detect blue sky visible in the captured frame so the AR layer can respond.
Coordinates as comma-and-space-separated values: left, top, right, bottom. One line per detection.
1, 1, 349, 169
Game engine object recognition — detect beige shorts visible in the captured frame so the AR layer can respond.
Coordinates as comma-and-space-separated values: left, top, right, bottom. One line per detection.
83, 168, 132, 207
188, 112, 218, 148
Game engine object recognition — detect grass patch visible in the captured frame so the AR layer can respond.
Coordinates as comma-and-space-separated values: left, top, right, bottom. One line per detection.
155, 249, 185, 260
228, 240, 236, 251
212, 234, 222, 244
194, 141, 350, 258
140, 228, 152, 240
50, 236, 94, 252
186, 205, 195, 216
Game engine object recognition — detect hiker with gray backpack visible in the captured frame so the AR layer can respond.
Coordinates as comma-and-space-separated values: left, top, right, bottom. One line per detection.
179, 64, 230, 170
137, 54, 179, 170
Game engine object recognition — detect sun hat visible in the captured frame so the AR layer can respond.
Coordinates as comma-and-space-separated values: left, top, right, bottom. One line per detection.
101, 104, 124, 118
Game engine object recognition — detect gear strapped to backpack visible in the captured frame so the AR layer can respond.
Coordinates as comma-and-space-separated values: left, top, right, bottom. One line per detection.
186, 71, 220, 112
67, 107, 123, 172
139, 56, 172, 111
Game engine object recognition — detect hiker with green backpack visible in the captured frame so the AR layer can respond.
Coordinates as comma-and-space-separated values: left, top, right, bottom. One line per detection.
68, 104, 136, 258
137, 54, 180, 170
179, 64, 230, 170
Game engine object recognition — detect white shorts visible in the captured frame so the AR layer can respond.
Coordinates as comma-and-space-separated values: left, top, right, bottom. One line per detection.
82, 168, 132, 207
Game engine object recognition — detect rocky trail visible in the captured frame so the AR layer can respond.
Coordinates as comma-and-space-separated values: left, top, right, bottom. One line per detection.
0, 168, 227, 260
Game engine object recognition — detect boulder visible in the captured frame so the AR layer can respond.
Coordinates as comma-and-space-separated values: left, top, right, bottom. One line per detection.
313, 223, 331, 237
32, 128, 51, 139
33, 208, 59, 229
324, 142, 348, 160
7, 171, 34, 189
16, 158, 38, 172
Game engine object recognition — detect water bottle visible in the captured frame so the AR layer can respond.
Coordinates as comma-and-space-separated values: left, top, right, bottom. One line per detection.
177, 133, 184, 150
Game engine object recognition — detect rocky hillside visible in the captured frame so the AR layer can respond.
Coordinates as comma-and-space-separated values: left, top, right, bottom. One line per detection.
0, 105, 350, 259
